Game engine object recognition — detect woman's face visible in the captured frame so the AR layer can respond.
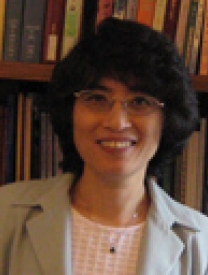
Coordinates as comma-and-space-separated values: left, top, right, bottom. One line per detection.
73, 77, 164, 181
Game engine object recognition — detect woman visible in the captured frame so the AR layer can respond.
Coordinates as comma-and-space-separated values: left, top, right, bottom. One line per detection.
1, 18, 208, 275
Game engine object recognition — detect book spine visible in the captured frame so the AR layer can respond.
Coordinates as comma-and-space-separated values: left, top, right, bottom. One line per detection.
199, 0, 208, 75
0, 104, 6, 185
163, 0, 182, 40
15, 92, 24, 182
61, 0, 84, 59
196, 118, 206, 211
20, 0, 47, 63
152, 0, 169, 31
188, 0, 206, 74
80, 0, 97, 39
3, 0, 24, 61
0, 0, 6, 60
112, 0, 127, 19
23, 93, 33, 180
40, 111, 47, 178
183, 0, 199, 68
95, 0, 113, 26
125, 0, 139, 21
42, 0, 66, 63
174, 0, 192, 55
30, 101, 41, 179
137, 0, 157, 27
4, 93, 17, 184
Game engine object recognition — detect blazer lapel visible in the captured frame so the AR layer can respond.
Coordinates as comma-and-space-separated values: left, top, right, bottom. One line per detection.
136, 180, 186, 275
137, 216, 184, 275
26, 176, 73, 275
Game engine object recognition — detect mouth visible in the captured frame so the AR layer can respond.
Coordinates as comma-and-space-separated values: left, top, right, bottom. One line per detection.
97, 140, 137, 149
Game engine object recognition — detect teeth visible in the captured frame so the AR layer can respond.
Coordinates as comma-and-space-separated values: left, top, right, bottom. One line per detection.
100, 141, 133, 148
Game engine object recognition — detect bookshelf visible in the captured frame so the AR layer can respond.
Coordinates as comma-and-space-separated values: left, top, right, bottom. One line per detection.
0, 62, 54, 82
0, 62, 208, 92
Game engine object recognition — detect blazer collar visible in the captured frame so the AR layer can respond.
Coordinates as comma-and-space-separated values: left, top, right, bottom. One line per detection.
13, 174, 74, 275
137, 178, 199, 275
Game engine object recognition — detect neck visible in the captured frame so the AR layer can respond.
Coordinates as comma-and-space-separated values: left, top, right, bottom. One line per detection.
70, 169, 150, 227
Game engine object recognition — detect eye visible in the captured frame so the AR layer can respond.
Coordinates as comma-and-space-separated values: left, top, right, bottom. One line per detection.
130, 96, 151, 107
83, 92, 108, 102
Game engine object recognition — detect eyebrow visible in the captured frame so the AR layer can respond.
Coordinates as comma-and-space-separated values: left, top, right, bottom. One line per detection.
87, 83, 146, 95
87, 84, 112, 92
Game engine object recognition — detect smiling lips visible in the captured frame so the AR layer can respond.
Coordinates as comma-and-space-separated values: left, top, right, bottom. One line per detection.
97, 140, 137, 149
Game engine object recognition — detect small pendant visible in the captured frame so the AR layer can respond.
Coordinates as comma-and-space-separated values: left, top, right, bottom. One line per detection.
110, 246, 116, 253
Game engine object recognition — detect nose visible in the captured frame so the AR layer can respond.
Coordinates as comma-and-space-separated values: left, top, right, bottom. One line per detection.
102, 102, 132, 131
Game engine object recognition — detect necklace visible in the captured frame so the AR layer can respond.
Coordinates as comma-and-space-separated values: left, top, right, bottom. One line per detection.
70, 187, 149, 254
108, 212, 139, 254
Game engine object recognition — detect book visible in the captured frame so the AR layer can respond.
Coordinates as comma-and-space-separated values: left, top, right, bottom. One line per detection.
112, 0, 127, 19
0, 0, 6, 60
95, 0, 113, 26
163, 0, 182, 40
195, 118, 207, 211
30, 98, 41, 179
15, 92, 24, 182
61, 0, 84, 59
184, 130, 199, 209
23, 93, 33, 180
0, 104, 6, 185
53, 133, 63, 176
152, 0, 169, 31
174, 0, 192, 55
183, 0, 199, 68
199, 0, 208, 75
126, 0, 139, 21
137, 0, 157, 27
40, 110, 48, 178
188, 0, 206, 74
3, 0, 24, 61
42, 0, 66, 63
4, 92, 17, 184
80, 0, 97, 39
20, 0, 47, 63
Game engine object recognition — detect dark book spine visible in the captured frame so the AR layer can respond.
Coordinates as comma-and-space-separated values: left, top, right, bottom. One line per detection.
0, 104, 6, 185
20, 0, 47, 63
3, 0, 24, 61
163, 0, 182, 41
4, 93, 17, 184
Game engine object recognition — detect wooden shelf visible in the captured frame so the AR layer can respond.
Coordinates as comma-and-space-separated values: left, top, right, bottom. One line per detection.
0, 62, 54, 82
0, 62, 208, 92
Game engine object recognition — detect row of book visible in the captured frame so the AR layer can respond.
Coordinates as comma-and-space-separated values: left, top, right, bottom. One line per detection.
0, 0, 208, 75
159, 114, 208, 215
0, 0, 84, 63
0, 87, 63, 186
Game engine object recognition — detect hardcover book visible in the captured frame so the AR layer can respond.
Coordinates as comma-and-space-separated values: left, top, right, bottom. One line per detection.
42, 0, 66, 63
3, 0, 24, 61
20, 0, 47, 63
0, 0, 6, 60
137, 0, 156, 27
61, 0, 84, 58
163, 0, 182, 40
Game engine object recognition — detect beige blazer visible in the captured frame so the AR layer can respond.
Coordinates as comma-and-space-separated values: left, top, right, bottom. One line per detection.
0, 173, 208, 275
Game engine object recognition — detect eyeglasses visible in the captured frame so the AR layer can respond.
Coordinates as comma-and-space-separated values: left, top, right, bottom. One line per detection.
74, 90, 164, 116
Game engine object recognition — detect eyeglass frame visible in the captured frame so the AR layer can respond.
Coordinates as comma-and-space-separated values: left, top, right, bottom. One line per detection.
74, 89, 165, 116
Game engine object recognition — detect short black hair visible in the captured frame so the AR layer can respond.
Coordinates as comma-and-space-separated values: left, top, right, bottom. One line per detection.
48, 17, 199, 179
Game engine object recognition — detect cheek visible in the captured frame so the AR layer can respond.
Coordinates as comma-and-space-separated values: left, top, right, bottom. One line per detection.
141, 113, 164, 151
73, 104, 98, 155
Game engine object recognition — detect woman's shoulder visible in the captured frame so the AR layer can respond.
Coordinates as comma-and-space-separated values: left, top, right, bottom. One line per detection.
149, 180, 208, 232
0, 173, 73, 206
